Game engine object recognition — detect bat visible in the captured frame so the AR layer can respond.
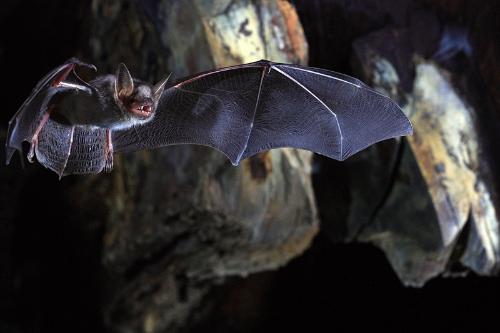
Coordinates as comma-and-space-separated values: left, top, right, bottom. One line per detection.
5, 58, 412, 177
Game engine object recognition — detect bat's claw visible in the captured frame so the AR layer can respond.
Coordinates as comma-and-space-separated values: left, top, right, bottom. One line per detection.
65, 57, 97, 72
104, 152, 113, 173
27, 141, 36, 163
104, 129, 114, 173
82, 63, 98, 72
53, 59, 96, 94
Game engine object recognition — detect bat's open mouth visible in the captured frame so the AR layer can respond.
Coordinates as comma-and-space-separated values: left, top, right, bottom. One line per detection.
130, 104, 153, 118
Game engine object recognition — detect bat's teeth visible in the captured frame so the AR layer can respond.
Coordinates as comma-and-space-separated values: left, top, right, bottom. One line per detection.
130, 106, 154, 118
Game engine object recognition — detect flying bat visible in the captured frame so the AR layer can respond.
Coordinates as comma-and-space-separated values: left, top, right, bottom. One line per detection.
5, 58, 412, 177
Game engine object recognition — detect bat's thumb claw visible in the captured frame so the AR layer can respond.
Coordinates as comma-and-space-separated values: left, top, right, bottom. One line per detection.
66, 57, 97, 72
87, 64, 98, 72
77, 62, 97, 72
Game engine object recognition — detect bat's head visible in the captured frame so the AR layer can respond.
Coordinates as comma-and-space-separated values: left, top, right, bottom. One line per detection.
114, 63, 169, 121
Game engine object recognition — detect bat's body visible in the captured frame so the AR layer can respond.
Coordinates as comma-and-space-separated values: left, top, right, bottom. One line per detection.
54, 75, 157, 129
54, 75, 122, 127
6, 58, 412, 177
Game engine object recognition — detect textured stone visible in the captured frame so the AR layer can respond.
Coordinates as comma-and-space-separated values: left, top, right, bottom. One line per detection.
350, 26, 500, 284
81, 0, 317, 331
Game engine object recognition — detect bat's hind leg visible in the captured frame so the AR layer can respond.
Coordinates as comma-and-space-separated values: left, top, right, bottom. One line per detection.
104, 129, 114, 172
26, 59, 95, 164
27, 107, 53, 163
26, 63, 80, 163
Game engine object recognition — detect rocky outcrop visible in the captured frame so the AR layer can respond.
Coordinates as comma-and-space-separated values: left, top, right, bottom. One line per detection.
81, 1, 317, 331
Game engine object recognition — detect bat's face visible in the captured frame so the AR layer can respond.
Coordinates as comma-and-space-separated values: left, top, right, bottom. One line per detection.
115, 63, 169, 122
122, 84, 155, 119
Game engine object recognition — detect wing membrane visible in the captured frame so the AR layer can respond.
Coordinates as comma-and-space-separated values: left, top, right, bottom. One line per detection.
5, 58, 96, 166
266, 64, 412, 160
113, 65, 265, 164
113, 60, 412, 164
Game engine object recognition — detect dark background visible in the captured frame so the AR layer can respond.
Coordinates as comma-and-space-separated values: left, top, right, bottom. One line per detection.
1, 1, 499, 332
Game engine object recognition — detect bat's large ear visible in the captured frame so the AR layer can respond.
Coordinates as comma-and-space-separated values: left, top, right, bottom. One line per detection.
153, 73, 171, 103
115, 63, 134, 99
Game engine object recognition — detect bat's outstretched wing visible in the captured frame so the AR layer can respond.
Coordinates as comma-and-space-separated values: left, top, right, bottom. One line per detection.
112, 60, 412, 165
5, 58, 97, 174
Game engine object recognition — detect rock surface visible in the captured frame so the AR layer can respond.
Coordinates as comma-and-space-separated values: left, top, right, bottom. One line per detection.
81, 0, 317, 331
339, 2, 499, 285
1, 0, 499, 332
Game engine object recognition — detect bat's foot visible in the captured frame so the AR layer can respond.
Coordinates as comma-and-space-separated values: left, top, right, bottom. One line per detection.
104, 152, 113, 173
104, 129, 114, 173
27, 140, 37, 163
27, 109, 53, 164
